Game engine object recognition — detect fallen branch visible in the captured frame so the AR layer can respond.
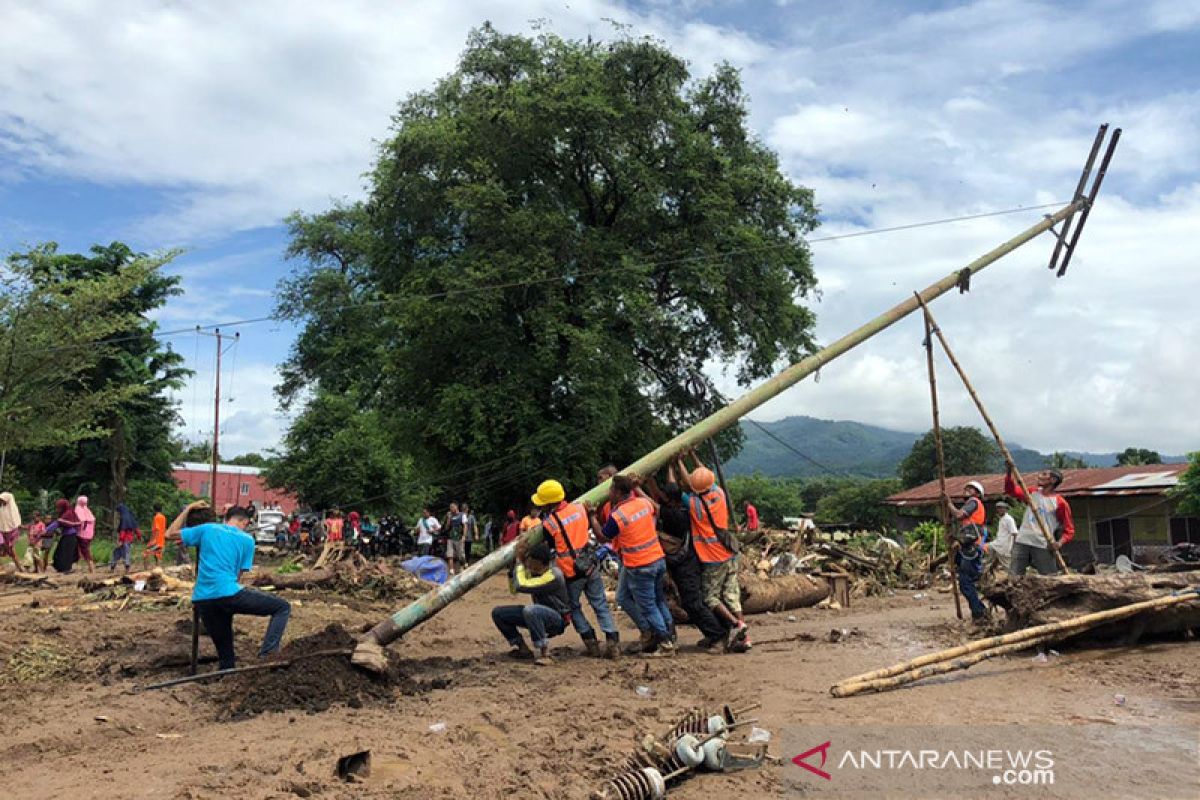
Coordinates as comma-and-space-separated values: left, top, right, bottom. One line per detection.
831, 588, 1198, 697
136, 648, 353, 692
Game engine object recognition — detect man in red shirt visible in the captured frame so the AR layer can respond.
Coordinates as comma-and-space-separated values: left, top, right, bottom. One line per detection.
1004, 468, 1074, 576
744, 502, 759, 533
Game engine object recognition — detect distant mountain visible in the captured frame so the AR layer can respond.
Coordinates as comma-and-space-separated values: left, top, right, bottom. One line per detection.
723, 416, 1186, 479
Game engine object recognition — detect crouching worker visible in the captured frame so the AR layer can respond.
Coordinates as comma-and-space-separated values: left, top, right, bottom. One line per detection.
491, 539, 571, 666
167, 501, 291, 670
948, 480, 988, 622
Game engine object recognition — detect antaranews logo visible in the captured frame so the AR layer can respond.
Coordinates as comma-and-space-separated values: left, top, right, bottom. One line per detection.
792, 741, 832, 781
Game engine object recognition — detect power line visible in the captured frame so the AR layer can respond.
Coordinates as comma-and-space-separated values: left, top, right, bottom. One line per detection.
743, 418, 852, 478
12, 201, 1066, 359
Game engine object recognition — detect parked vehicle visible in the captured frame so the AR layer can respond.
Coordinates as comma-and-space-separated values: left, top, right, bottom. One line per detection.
251, 509, 286, 544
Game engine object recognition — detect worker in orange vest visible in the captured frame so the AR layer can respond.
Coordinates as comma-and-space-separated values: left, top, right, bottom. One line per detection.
683, 452, 750, 653
593, 474, 675, 657
531, 479, 620, 658
595, 462, 650, 652
948, 480, 988, 621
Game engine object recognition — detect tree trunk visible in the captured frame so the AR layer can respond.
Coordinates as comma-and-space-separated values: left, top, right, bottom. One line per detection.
983, 571, 1200, 642
738, 572, 830, 615
108, 414, 129, 535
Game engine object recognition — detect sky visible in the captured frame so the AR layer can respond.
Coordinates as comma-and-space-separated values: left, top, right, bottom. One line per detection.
1, 0, 1197, 458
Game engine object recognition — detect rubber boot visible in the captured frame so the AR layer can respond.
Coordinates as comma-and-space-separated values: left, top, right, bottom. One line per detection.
583, 637, 602, 658
625, 630, 654, 655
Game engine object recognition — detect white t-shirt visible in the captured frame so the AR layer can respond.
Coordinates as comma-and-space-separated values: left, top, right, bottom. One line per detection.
992, 512, 1018, 557
417, 515, 440, 545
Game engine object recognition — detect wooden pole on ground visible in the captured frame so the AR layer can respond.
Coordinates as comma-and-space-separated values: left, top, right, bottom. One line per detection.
921, 302, 963, 620
830, 588, 1198, 696
913, 295, 1069, 573
139, 648, 354, 692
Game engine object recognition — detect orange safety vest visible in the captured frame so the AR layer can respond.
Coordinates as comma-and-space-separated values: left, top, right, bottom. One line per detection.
543, 501, 591, 580
965, 499, 986, 528
689, 486, 733, 564
610, 496, 663, 568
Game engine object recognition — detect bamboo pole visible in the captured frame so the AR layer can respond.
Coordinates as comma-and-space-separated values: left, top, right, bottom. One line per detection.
139, 648, 353, 692
830, 588, 1197, 695
913, 295, 1069, 573
352, 201, 1086, 670
921, 303, 963, 620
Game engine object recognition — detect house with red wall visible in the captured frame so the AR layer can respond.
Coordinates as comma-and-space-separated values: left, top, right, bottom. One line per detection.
172, 462, 298, 514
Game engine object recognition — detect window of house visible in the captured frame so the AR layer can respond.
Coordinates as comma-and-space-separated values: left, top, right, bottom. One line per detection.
199, 481, 210, 497
240, 482, 251, 496
1169, 517, 1200, 545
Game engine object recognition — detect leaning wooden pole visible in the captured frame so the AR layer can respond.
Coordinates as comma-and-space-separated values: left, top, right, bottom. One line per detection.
914, 296, 1069, 573
831, 588, 1197, 696
921, 305, 962, 619
351, 201, 1086, 671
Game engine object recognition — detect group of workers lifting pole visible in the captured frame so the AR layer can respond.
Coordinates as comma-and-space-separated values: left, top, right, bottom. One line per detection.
491, 451, 751, 664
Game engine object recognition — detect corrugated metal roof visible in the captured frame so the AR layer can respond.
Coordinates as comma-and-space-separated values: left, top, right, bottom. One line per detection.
885, 463, 1186, 506
174, 461, 264, 476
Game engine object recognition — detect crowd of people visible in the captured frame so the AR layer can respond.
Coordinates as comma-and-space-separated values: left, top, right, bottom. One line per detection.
0, 492, 177, 575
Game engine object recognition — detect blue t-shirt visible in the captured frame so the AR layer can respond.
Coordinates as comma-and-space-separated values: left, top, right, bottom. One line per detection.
181, 523, 256, 601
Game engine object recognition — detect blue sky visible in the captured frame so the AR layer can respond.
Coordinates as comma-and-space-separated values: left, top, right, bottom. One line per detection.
2, 0, 1198, 457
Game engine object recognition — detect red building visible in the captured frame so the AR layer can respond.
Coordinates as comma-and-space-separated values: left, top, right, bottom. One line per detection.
172, 462, 298, 514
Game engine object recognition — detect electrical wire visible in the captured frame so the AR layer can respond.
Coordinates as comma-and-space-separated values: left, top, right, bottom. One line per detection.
10, 200, 1066, 359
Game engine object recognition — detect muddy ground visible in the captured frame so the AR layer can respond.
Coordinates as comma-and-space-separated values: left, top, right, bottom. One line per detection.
1, 569, 1196, 799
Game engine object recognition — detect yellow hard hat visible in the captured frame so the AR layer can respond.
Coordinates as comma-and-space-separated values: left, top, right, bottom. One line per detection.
531, 479, 566, 507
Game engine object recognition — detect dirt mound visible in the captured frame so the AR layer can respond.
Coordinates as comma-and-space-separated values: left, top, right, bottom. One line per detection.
212, 623, 430, 720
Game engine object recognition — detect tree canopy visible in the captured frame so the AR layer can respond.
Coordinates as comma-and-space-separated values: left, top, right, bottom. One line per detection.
1172, 452, 1200, 517
897, 426, 1000, 489
2, 243, 188, 525
1116, 447, 1162, 466
274, 27, 819, 510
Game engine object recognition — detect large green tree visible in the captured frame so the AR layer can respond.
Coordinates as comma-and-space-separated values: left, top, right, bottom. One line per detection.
1172, 452, 1200, 516
814, 478, 901, 530
897, 426, 1000, 489
275, 27, 820, 509
263, 393, 422, 515
725, 473, 805, 528
6, 243, 188, 528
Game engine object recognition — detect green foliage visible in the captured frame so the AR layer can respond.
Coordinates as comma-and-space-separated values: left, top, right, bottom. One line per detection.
1048, 451, 1088, 469
225, 452, 273, 467
1171, 452, 1200, 516
124, 479, 197, 523
897, 426, 1000, 489
263, 392, 424, 515
1116, 447, 1162, 466
274, 26, 819, 510
814, 478, 901, 531
908, 520, 943, 553
174, 438, 212, 463
4, 243, 189, 531
725, 473, 804, 527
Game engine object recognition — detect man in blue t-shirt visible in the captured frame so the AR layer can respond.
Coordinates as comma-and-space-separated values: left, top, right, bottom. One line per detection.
167, 501, 291, 670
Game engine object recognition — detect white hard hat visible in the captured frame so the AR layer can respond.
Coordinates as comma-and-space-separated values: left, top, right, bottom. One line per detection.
965, 481, 985, 497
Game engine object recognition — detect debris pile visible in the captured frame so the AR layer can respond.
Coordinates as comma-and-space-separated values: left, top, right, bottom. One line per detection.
1, 640, 77, 684
248, 558, 433, 602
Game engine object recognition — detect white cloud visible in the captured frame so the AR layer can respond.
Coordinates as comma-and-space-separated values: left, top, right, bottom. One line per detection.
171, 359, 292, 457
2, 0, 1197, 456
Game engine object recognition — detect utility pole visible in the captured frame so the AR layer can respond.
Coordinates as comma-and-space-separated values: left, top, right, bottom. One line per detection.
196, 328, 239, 505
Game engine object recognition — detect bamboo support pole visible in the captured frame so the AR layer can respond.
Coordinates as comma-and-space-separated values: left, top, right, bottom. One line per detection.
913, 295, 1070, 573
830, 588, 1197, 696
921, 303, 963, 620
352, 201, 1086, 668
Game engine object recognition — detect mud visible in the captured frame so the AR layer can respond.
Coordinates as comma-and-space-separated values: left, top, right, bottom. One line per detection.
210, 623, 433, 720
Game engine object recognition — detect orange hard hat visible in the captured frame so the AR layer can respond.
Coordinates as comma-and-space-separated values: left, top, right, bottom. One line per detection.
688, 467, 715, 493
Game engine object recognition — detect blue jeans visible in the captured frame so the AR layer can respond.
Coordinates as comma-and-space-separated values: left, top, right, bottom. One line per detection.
625, 559, 672, 640
617, 565, 647, 631
491, 604, 566, 650
566, 571, 619, 640
956, 550, 987, 619
109, 541, 132, 569
194, 588, 291, 670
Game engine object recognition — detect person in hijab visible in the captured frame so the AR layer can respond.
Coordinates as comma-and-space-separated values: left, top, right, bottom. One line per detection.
50, 498, 81, 573
74, 495, 97, 573
0, 492, 23, 572
109, 503, 140, 573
